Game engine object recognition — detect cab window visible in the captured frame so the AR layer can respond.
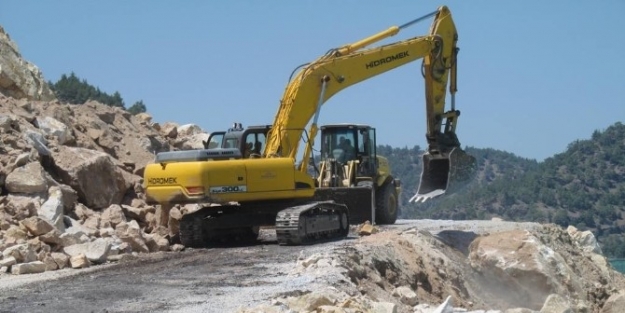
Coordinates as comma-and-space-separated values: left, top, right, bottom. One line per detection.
244, 132, 266, 157
224, 138, 238, 149
206, 133, 224, 149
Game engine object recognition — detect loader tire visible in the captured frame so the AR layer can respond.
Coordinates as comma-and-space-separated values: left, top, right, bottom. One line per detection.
375, 181, 398, 225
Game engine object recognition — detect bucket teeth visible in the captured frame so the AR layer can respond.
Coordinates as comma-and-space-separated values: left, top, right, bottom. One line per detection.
412, 147, 477, 203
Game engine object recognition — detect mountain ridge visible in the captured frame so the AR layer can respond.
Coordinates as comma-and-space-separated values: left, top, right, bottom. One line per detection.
392, 122, 625, 257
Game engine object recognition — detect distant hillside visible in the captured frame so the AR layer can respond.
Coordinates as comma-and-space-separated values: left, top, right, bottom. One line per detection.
392, 122, 625, 257
379, 145, 538, 209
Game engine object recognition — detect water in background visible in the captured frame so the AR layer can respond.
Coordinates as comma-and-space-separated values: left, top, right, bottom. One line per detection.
610, 259, 625, 274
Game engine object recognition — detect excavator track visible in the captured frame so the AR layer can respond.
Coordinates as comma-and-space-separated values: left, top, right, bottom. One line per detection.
275, 201, 349, 245
179, 209, 214, 248
179, 205, 262, 248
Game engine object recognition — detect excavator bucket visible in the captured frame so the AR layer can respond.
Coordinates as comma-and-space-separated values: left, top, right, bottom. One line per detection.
410, 147, 477, 203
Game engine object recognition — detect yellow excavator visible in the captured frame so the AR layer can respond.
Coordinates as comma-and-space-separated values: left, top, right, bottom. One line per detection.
144, 5, 476, 246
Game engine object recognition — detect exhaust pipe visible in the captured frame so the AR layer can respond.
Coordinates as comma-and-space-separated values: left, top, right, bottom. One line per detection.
410, 147, 477, 203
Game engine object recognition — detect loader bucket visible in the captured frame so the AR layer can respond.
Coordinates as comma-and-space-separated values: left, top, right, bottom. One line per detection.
313, 186, 375, 225
410, 147, 477, 203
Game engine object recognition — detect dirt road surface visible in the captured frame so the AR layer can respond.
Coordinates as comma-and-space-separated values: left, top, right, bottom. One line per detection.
0, 219, 540, 313
0, 230, 350, 312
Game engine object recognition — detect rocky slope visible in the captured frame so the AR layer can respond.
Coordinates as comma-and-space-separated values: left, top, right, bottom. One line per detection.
235, 221, 625, 313
0, 26, 55, 101
0, 94, 211, 272
0, 23, 208, 275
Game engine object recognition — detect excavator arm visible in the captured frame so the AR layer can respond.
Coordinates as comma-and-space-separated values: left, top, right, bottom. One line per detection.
263, 6, 475, 200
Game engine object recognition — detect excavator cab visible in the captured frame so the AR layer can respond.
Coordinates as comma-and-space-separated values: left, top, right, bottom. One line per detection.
201, 123, 272, 158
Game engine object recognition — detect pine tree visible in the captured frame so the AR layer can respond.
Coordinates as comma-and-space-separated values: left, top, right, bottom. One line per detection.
127, 100, 147, 115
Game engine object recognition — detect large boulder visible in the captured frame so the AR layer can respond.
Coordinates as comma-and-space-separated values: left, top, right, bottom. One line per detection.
69, 254, 90, 269
42, 255, 59, 271
138, 135, 169, 155
51, 252, 69, 269
101, 204, 127, 228
0, 26, 55, 101
160, 122, 178, 139
51, 147, 130, 209
601, 291, 625, 313
540, 294, 572, 313
174, 133, 209, 150
11, 261, 47, 275
2, 243, 37, 263
39, 229, 62, 245
4, 162, 48, 194
115, 220, 149, 253
4, 225, 28, 244
20, 216, 55, 236
4, 194, 40, 220
284, 290, 338, 312
35, 116, 73, 145
0, 256, 17, 267
0, 113, 20, 133
177, 124, 203, 137
38, 186, 65, 232
51, 183, 78, 214
567, 225, 602, 254
63, 238, 112, 264
23, 129, 51, 156
71, 101, 167, 167
468, 229, 583, 310
391, 286, 418, 306
135, 113, 152, 125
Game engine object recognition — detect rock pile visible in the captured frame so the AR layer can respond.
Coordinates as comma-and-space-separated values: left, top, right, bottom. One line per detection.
240, 223, 625, 313
0, 95, 210, 275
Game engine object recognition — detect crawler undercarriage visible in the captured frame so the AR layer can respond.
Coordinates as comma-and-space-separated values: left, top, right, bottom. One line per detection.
179, 200, 349, 247
178, 187, 377, 247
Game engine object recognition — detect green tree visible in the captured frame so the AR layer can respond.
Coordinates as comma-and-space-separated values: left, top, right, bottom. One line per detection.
127, 100, 147, 115
552, 209, 569, 227
49, 72, 126, 108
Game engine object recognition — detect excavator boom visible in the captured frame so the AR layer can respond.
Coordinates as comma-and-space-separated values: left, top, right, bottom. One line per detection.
263, 5, 476, 201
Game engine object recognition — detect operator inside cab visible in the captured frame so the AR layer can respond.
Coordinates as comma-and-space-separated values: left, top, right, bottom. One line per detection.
333, 136, 356, 163
341, 138, 356, 160
244, 142, 253, 158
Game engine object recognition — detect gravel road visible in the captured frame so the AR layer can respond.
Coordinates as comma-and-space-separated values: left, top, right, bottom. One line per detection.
0, 229, 352, 313
0, 219, 542, 313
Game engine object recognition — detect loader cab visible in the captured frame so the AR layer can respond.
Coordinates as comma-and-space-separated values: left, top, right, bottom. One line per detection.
319, 124, 377, 177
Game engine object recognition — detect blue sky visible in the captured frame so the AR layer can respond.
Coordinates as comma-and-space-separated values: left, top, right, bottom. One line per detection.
2, 1, 624, 161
